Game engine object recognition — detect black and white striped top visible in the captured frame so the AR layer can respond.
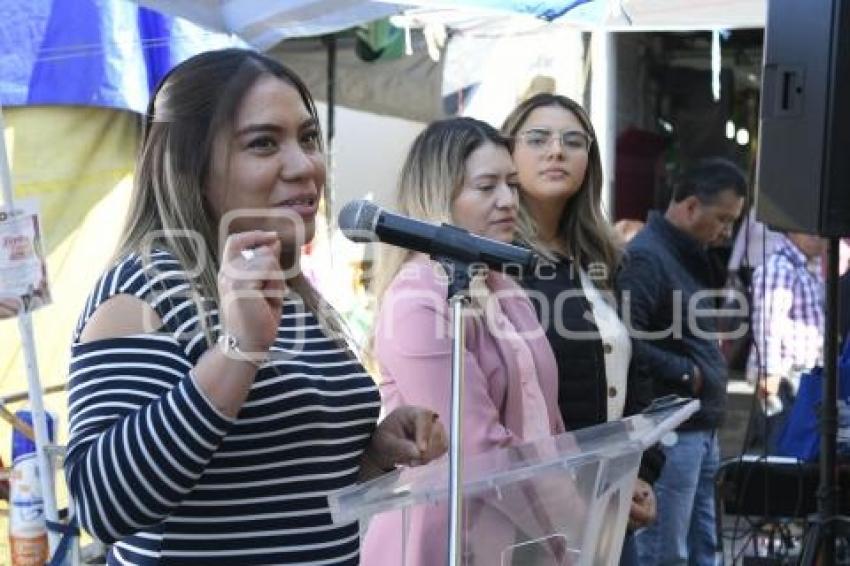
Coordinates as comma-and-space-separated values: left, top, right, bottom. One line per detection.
65, 250, 380, 565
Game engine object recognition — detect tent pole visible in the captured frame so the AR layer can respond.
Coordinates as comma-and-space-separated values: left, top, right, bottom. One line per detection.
590, 31, 617, 221
0, 105, 62, 557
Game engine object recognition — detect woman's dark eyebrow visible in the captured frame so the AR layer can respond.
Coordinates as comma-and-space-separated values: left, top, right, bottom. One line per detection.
234, 123, 283, 136
234, 116, 317, 137
471, 173, 504, 183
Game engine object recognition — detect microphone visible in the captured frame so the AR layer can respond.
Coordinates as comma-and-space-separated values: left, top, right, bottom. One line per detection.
338, 199, 537, 272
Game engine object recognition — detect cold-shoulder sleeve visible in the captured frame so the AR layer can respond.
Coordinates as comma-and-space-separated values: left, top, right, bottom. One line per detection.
66, 251, 232, 543
65, 334, 234, 543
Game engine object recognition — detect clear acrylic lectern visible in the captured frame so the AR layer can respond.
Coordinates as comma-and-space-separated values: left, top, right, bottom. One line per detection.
329, 399, 699, 566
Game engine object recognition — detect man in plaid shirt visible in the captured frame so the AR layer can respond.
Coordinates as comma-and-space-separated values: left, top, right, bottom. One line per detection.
748, 232, 826, 444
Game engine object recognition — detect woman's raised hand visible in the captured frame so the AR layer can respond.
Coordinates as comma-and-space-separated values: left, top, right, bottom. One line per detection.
218, 231, 286, 358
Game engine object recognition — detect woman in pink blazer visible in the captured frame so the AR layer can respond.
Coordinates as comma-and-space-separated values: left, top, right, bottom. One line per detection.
361, 117, 565, 566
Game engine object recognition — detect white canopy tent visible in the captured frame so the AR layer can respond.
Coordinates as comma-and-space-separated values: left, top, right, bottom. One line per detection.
135, 0, 766, 47
562, 0, 765, 30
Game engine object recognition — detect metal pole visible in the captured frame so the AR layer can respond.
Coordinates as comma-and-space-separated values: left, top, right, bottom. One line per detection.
448, 294, 466, 566
0, 105, 61, 556
819, 236, 839, 566
590, 31, 617, 220
325, 34, 336, 235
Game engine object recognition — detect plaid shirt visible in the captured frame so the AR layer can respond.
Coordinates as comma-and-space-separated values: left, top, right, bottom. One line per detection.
748, 235, 824, 380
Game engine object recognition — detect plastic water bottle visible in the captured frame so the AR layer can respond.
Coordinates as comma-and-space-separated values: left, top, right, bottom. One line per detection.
8, 409, 55, 566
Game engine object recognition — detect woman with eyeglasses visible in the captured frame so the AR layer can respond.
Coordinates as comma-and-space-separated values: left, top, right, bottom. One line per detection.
502, 93, 664, 565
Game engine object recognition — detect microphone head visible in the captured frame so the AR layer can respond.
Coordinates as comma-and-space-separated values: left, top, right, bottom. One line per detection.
338, 199, 380, 243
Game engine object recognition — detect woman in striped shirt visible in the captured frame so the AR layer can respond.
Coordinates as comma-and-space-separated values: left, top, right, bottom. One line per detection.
66, 48, 446, 565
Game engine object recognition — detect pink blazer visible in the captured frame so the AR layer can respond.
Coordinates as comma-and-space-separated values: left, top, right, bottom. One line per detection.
361, 256, 564, 566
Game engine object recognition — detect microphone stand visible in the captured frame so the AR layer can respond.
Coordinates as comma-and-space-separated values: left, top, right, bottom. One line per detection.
799, 236, 845, 566
434, 256, 475, 566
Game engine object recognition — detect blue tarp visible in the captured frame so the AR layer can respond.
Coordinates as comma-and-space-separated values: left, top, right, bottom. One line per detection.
0, 0, 596, 113
0, 0, 239, 113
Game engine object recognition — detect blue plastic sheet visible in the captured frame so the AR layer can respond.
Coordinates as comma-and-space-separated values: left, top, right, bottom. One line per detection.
0, 0, 597, 112
0, 0, 239, 112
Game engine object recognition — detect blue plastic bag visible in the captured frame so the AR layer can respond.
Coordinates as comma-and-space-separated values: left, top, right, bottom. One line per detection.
775, 341, 850, 461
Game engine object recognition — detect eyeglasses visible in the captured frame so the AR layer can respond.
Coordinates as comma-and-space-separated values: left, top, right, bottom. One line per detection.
517, 128, 593, 153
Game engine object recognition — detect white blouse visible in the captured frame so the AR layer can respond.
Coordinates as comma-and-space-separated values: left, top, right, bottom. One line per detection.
578, 269, 632, 421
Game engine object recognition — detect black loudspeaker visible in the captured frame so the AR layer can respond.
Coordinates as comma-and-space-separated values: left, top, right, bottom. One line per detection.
755, 0, 850, 237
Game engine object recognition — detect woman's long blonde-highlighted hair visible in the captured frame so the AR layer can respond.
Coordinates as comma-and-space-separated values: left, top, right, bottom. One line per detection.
116, 48, 350, 348
501, 93, 621, 288
370, 117, 520, 305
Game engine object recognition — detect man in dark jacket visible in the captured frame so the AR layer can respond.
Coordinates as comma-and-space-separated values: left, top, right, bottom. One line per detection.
618, 158, 746, 566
